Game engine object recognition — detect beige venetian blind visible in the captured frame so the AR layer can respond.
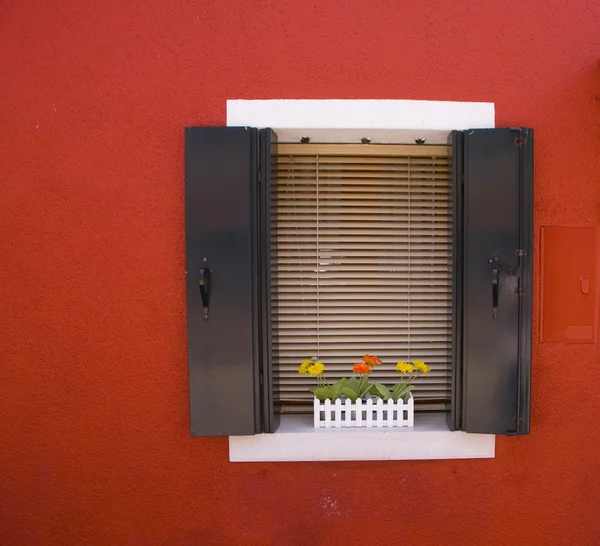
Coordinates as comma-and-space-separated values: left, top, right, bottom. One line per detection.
271, 143, 452, 413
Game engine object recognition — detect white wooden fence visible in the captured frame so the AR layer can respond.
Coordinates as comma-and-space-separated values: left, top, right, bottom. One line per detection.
313, 395, 414, 428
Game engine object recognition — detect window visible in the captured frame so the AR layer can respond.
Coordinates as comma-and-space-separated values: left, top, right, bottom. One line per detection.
184, 122, 533, 444
272, 143, 453, 414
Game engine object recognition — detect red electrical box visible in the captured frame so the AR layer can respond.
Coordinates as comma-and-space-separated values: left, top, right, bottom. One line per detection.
540, 227, 600, 343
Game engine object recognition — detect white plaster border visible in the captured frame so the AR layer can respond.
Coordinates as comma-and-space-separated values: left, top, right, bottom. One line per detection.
227, 99, 494, 130
230, 414, 494, 462
227, 99, 496, 462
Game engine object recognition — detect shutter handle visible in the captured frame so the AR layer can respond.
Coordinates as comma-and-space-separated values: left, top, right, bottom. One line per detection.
491, 267, 500, 320
489, 256, 512, 320
488, 248, 527, 320
199, 258, 210, 320
488, 251, 526, 320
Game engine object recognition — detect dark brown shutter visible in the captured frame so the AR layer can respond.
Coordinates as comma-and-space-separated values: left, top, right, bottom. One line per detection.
185, 126, 276, 436
451, 128, 533, 435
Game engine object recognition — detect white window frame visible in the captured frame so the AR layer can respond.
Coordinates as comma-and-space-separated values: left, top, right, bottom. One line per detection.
227, 99, 496, 462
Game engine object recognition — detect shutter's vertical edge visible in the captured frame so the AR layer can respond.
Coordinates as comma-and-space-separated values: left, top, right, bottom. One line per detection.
250, 128, 262, 435
259, 128, 279, 432
516, 128, 534, 435
449, 130, 464, 431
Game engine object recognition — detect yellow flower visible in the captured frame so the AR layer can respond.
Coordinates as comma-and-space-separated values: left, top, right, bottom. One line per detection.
396, 362, 414, 374
298, 359, 311, 375
308, 362, 325, 376
413, 360, 430, 373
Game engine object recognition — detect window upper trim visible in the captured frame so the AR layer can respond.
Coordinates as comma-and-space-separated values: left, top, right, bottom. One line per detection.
227, 99, 495, 130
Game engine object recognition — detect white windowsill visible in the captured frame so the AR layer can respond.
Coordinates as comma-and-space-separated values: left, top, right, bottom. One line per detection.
229, 413, 495, 462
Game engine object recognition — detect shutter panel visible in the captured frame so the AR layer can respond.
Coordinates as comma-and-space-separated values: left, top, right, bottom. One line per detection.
185, 126, 275, 436
271, 143, 453, 413
451, 128, 533, 435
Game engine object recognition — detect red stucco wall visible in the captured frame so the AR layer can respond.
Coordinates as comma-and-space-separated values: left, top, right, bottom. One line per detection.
2, 1, 600, 544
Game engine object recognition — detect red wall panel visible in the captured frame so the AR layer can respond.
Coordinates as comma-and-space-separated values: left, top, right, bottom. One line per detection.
1, 1, 600, 544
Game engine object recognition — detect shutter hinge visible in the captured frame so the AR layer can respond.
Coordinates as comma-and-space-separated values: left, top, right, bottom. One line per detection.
511, 129, 527, 146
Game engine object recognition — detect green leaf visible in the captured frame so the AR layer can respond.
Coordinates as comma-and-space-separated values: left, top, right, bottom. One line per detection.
340, 387, 358, 401
400, 385, 415, 401
313, 387, 331, 401
347, 377, 360, 392
391, 383, 414, 402
330, 380, 345, 401
369, 382, 391, 400
332, 378, 347, 391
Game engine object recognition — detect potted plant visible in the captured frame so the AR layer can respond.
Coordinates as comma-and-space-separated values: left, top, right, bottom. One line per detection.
299, 355, 430, 428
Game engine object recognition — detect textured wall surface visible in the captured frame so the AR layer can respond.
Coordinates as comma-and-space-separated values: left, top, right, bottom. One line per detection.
1, 1, 600, 544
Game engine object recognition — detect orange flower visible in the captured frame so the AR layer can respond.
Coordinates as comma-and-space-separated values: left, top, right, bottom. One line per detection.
363, 354, 382, 368
353, 363, 371, 374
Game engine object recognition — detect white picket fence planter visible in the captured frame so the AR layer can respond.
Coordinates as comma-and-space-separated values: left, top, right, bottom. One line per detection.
313, 394, 414, 428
